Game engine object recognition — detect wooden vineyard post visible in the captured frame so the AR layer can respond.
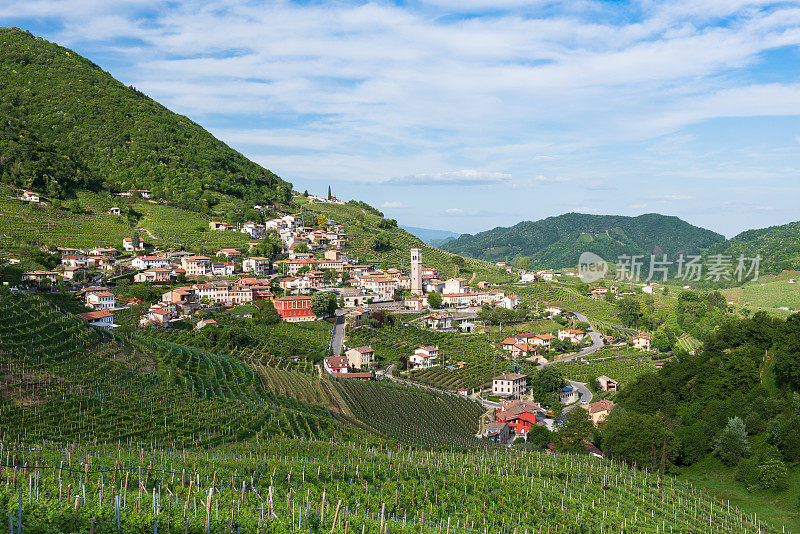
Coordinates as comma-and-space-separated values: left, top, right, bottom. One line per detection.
380, 502, 385, 534
204, 488, 213, 534
184, 480, 193, 517
330, 500, 342, 534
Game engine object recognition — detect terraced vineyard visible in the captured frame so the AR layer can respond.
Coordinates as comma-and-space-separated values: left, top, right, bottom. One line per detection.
551, 347, 664, 394
509, 281, 622, 323
334, 379, 486, 449
676, 334, 703, 352
0, 438, 779, 533
346, 324, 513, 390
0, 288, 342, 445
146, 319, 333, 362
0, 190, 252, 251
252, 359, 334, 408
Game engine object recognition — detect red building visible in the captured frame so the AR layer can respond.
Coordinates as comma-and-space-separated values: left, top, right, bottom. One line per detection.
274, 295, 315, 322
496, 400, 542, 436
506, 411, 537, 435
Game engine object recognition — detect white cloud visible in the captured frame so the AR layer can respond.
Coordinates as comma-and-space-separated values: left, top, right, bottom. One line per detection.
390, 170, 511, 186
381, 201, 405, 209
629, 203, 648, 209
445, 208, 465, 214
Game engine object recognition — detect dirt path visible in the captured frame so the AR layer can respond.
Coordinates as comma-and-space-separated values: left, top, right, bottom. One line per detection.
136, 227, 158, 240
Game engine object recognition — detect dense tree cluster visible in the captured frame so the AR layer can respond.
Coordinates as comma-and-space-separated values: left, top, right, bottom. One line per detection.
601, 311, 799, 490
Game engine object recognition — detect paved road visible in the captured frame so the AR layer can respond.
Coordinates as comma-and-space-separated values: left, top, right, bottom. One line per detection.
330, 308, 346, 357
563, 379, 593, 414
537, 312, 605, 369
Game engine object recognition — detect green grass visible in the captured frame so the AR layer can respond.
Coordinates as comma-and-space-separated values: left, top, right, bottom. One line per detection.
677, 456, 800, 534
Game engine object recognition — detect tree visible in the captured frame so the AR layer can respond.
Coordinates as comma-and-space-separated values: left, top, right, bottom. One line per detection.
322, 269, 337, 285
651, 329, 672, 352
294, 243, 310, 254
529, 367, 565, 404
131, 230, 140, 251
513, 256, 530, 271
602, 410, 674, 472
372, 233, 391, 252
327, 185, 332, 200
555, 407, 595, 453
712, 417, 751, 466
427, 292, 442, 309
617, 298, 642, 328
311, 292, 337, 317
525, 425, 552, 450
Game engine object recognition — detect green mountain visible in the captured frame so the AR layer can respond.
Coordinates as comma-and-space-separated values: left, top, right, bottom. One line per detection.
0, 27, 292, 211
442, 212, 726, 268
706, 221, 800, 275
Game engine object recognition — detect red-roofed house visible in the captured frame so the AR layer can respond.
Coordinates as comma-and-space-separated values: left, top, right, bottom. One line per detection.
77, 310, 115, 329
409, 346, 439, 369
558, 329, 586, 343
583, 399, 616, 426
85, 290, 116, 310
324, 355, 349, 374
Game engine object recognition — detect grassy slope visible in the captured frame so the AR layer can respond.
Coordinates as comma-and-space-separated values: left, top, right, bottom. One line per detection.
677, 457, 800, 533
707, 220, 800, 276
722, 270, 800, 316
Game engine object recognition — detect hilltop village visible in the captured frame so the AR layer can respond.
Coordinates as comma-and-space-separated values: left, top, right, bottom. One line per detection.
8, 191, 670, 450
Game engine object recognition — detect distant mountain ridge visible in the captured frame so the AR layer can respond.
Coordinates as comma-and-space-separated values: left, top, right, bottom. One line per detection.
0, 27, 292, 211
400, 226, 461, 247
442, 212, 726, 269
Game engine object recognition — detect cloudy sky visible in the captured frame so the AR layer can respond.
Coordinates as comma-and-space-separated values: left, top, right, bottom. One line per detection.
4, 0, 800, 237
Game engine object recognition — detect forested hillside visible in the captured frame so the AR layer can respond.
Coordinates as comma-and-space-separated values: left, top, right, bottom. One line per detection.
0, 27, 292, 211
706, 220, 800, 275
443, 212, 725, 267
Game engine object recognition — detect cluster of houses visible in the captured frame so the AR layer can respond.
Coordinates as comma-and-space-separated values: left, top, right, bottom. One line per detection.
322, 342, 443, 381
139, 278, 318, 327
208, 213, 347, 249
498, 328, 587, 362
323, 346, 376, 380
484, 396, 617, 445
21, 246, 125, 285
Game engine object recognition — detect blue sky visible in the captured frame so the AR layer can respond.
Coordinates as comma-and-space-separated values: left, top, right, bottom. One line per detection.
3, 0, 800, 237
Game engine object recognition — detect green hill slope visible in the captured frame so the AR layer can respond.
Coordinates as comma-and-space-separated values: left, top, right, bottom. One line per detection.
707, 221, 800, 275
0, 27, 291, 211
442, 212, 725, 268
